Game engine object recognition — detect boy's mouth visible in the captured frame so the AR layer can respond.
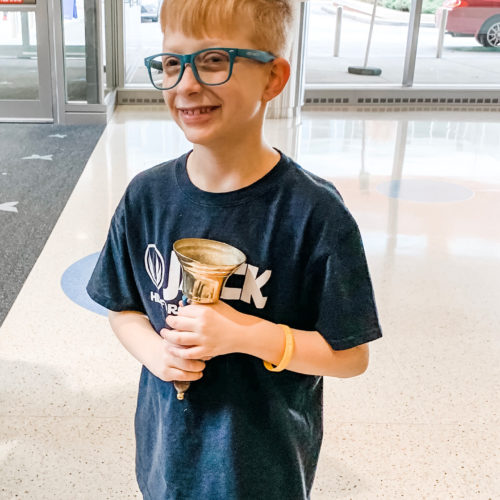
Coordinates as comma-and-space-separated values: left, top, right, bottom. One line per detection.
178, 106, 220, 116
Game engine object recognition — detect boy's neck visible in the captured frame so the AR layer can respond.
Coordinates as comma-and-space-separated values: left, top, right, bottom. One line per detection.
186, 139, 281, 193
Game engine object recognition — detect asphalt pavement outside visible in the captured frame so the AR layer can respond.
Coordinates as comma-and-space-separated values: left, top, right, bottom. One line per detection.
306, 1, 500, 86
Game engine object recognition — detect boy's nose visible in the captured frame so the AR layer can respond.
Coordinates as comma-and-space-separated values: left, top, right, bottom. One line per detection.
176, 64, 202, 93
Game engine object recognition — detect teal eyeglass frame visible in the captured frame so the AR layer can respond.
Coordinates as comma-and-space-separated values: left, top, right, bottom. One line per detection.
144, 47, 276, 90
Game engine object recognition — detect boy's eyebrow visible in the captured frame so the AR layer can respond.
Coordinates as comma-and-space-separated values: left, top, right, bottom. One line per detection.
161, 47, 224, 55
162, 38, 231, 53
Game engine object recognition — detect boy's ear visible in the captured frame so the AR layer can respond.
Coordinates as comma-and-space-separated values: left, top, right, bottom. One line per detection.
262, 58, 291, 102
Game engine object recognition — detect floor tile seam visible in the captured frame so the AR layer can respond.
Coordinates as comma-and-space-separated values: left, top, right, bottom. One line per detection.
0, 414, 131, 420
328, 421, 495, 428
327, 421, 433, 426
3, 417, 495, 426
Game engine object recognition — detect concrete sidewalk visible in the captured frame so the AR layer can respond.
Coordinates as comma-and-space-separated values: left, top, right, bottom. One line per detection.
305, 53, 500, 85
324, 0, 436, 27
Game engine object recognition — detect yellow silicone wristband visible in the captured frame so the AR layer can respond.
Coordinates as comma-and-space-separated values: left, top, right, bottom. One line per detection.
263, 324, 294, 372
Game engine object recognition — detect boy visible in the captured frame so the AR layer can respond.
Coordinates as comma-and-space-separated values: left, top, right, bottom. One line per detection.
87, 0, 382, 498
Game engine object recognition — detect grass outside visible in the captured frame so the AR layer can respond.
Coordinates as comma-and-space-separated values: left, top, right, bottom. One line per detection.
381, 0, 443, 14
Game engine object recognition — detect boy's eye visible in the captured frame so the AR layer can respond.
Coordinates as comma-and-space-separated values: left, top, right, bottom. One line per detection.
163, 56, 180, 66
196, 51, 229, 68
163, 56, 181, 68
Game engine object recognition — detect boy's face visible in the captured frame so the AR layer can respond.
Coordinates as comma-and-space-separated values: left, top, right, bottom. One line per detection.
162, 28, 275, 147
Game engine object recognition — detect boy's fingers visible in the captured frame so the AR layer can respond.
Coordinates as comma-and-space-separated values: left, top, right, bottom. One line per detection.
170, 345, 205, 361
169, 368, 204, 382
166, 314, 199, 333
169, 353, 206, 372
160, 328, 184, 342
164, 330, 197, 346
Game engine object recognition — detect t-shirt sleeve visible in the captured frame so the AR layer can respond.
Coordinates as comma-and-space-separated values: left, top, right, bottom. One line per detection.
86, 198, 145, 314
308, 219, 382, 351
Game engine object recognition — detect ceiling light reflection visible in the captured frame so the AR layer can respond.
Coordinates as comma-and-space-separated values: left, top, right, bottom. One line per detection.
361, 231, 428, 256
448, 238, 500, 259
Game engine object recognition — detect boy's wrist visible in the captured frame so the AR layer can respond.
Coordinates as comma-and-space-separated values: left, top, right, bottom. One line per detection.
238, 318, 285, 366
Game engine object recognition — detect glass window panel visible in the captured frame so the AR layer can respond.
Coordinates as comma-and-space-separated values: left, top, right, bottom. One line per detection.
306, 1, 409, 85
62, 0, 101, 103
124, 0, 163, 87
0, 11, 39, 100
414, 4, 500, 86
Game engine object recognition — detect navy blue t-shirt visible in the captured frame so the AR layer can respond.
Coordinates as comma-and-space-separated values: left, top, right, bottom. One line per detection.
87, 151, 382, 500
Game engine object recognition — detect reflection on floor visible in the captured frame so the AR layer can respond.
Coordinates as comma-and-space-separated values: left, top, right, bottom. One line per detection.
0, 106, 499, 498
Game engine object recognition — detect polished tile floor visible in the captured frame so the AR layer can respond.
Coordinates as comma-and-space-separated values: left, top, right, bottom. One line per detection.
1, 106, 499, 499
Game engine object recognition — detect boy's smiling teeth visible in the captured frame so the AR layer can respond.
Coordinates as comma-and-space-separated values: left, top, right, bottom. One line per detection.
180, 106, 219, 116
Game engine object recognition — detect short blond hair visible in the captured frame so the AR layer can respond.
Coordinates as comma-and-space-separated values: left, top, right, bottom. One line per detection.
160, 0, 293, 57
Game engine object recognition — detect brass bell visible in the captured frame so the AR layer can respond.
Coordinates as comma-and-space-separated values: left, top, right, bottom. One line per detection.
171, 238, 246, 400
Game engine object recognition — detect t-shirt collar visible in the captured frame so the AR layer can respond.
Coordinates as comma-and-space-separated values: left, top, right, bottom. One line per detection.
175, 148, 289, 207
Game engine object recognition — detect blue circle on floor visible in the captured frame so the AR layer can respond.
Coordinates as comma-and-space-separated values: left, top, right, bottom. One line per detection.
61, 253, 108, 316
376, 179, 474, 203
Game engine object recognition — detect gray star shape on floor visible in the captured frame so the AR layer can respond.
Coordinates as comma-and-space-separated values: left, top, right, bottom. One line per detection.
22, 154, 53, 161
0, 202, 18, 213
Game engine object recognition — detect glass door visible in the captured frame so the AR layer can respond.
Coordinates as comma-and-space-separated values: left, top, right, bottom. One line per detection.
0, 1, 53, 121
62, 0, 102, 104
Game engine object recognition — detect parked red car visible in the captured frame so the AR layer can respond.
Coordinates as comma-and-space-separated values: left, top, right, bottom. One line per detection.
436, 0, 500, 47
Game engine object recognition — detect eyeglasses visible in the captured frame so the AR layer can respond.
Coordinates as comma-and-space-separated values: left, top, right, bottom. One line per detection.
144, 47, 276, 90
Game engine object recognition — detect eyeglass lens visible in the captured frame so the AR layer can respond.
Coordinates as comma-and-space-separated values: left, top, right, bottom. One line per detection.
149, 50, 231, 89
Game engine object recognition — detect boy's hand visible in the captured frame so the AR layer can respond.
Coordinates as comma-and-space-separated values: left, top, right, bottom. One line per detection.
148, 337, 206, 383
162, 300, 248, 361
107, 310, 206, 383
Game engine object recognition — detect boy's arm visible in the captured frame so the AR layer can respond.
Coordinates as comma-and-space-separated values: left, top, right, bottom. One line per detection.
240, 320, 369, 378
164, 302, 369, 378
108, 310, 206, 382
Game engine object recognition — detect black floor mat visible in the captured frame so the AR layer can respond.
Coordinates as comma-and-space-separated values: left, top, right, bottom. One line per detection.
0, 123, 105, 327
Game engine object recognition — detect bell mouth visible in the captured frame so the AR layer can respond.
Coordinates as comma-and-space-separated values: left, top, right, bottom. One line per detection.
173, 238, 247, 304
173, 238, 246, 272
